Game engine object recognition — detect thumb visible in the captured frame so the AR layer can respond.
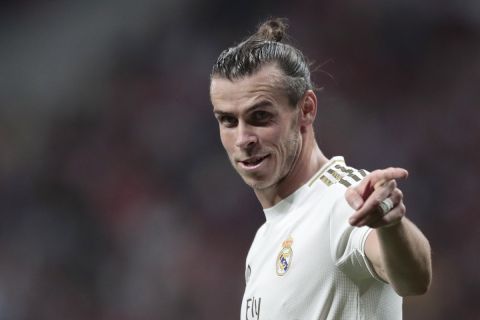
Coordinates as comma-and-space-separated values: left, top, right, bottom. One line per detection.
345, 186, 364, 210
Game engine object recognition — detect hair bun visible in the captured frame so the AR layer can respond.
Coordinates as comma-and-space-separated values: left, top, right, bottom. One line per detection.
256, 18, 288, 42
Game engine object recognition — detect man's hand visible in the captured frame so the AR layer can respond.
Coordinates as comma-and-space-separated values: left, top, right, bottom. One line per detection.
345, 167, 408, 228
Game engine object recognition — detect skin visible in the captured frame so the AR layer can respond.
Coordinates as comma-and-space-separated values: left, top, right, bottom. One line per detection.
210, 63, 327, 208
346, 170, 433, 295
210, 63, 432, 296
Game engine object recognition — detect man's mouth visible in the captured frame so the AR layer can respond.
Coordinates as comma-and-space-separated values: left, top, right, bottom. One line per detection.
239, 155, 270, 168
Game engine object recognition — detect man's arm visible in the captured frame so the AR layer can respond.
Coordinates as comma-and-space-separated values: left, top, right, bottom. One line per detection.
345, 168, 432, 297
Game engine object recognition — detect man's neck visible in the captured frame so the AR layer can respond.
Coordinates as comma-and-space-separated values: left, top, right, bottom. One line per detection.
254, 130, 328, 209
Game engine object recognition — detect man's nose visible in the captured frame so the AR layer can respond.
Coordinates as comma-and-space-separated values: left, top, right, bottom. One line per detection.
235, 122, 258, 149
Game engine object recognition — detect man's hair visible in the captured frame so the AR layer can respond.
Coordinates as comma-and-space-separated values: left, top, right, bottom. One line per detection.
211, 18, 314, 106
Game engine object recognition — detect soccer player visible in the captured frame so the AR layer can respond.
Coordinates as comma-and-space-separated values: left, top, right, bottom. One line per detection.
209, 18, 432, 319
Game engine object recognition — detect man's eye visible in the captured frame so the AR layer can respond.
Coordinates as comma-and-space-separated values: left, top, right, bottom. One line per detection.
251, 111, 271, 123
219, 116, 238, 127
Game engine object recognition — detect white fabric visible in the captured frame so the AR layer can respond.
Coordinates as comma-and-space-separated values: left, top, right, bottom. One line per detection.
240, 156, 402, 320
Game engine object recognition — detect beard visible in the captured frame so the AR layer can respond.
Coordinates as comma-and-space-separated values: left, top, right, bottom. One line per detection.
234, 128, 302, 191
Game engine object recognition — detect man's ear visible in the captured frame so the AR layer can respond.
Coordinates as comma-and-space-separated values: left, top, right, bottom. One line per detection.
298, 90, 317, 127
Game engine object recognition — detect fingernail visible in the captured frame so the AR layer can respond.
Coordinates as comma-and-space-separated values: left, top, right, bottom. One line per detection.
353, 199, 362, 210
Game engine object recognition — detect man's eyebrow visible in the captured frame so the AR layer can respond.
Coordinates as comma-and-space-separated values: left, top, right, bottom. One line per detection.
213, 100, 273, 116
213, 110, 232, 116
246, 100, 274, 113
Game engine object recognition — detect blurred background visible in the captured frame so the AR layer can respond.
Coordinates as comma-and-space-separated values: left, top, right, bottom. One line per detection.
0, 0, 479, 319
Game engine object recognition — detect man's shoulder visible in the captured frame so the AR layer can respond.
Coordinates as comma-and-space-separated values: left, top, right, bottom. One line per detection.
308, 156, 368, 191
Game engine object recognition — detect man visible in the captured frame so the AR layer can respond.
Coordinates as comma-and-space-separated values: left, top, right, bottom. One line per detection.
209, 18, 432, 319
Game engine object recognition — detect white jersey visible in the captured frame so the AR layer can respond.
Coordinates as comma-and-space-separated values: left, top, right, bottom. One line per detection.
241, 156, 402, 320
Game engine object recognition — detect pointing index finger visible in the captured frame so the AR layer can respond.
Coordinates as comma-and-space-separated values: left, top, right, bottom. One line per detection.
372, 168, 408, 185
360, 168, 408, 200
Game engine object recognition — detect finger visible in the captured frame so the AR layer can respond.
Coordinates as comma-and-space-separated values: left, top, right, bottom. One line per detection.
374, 179, 387, 190
369, 202, 406, 228
388, 188, 403, 207
349, 180, 397, 225
360, 179, 397, 215
354, 167, 407, 202
345, 186, 365, 210
352, 187, 403, 227
369, 168, 408, 189
354, 188, 405, 227
350, 204, 385, 227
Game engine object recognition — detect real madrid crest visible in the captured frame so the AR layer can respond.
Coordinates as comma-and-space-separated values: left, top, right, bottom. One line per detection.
276, 235, 293, 276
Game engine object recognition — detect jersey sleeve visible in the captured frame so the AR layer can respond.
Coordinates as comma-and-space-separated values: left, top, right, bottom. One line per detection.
329, 186, 384, 282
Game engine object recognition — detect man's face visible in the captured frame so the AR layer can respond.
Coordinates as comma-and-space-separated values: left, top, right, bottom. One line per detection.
210, 64, 302, 190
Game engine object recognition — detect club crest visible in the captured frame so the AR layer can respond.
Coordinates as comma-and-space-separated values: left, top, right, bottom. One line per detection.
276, 235, 293, 276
